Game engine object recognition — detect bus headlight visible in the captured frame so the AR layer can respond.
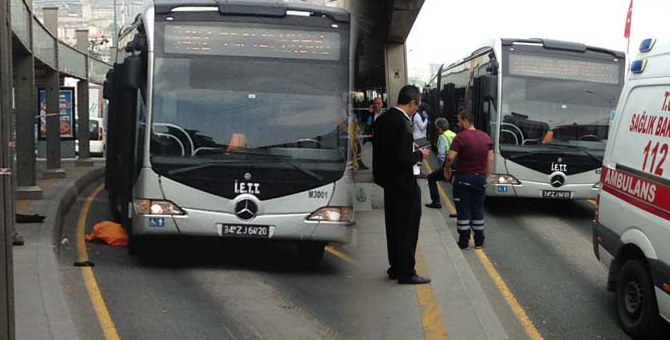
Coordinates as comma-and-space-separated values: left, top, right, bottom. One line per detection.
489, 174, 521, 185
134, 199, 186, 216
306, 206, 353, 222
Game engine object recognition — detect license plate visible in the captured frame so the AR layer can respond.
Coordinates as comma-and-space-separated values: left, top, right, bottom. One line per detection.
217, 224, 272, 238
541, 190, 572, 199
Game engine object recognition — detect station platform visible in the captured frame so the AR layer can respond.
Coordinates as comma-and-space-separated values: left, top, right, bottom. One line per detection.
13, 160, 105, 340
346, 143, 511, 340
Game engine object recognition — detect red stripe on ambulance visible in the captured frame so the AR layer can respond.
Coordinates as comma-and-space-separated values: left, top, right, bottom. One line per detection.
601, 167, 670, 221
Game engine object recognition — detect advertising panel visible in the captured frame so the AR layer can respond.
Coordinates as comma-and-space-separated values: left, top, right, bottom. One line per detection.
38, 87, 76, 140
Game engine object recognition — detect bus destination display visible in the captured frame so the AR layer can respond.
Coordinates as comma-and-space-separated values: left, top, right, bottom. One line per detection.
164, 24, 340, 61
509, 54, 619, 84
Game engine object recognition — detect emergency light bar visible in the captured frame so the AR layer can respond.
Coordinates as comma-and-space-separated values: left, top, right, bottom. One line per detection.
630, 60, 647, 74
639, 38, 656, 53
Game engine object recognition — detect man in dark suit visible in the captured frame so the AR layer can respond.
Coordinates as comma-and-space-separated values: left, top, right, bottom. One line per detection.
372, 85, 431, 285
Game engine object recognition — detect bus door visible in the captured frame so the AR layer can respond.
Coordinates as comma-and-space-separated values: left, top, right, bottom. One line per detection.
471, 75, 497, 135
105, 39, 146, 226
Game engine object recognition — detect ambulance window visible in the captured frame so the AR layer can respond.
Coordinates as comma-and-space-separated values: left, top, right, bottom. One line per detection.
611, 86, 670, 180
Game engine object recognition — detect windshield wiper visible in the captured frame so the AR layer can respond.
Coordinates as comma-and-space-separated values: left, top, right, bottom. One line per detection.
166, 159, 254, 175
543, 143, 604, 163
197, 147, 293, 158
284, 159, 323, 182
165, 157, 323, 181
508, 149, 550, 160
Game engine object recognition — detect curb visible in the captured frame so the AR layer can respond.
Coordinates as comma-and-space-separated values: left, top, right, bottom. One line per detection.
52, 167, 105, 255
36, 166, 104, 340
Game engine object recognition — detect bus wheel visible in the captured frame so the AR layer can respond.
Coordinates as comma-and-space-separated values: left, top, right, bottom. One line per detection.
615, 259, 660, 339
298, 242, 326, 266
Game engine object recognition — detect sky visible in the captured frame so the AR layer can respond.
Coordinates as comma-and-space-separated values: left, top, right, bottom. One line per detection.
406, 0, 668, 82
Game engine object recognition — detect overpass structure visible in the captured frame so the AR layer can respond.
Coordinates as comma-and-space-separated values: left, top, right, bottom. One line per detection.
340, 0, 424, 105
5, 0, 113, 200
1, 1, 112, 337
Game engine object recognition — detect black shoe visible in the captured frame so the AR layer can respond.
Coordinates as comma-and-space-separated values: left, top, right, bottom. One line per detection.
358, 163, 369, 170
387, 268, 397, 280
425, 202, 442, 209
458, 242, 470, 250
398, 275, 431, 285
449, 213, 458, 218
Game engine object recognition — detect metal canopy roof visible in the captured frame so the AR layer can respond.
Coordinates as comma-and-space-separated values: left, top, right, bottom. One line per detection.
386, 0, 424, 44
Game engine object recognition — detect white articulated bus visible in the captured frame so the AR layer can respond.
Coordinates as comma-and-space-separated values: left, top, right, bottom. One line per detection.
425, 38, 626, 200
104, 0, 356, 263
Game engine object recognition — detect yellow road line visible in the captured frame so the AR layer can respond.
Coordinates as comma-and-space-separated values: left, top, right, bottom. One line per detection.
475, 250, 544, 340
415, 246, 449, 340
324, 245, 360, 267
76, 184, 122, 340
587, 199, 597, 206
422, 161, 545, 340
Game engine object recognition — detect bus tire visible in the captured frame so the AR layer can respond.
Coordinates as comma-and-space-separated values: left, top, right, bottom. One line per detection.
298, 242, 326, 266
127, 228, 147, 256
615, 259, 660, 339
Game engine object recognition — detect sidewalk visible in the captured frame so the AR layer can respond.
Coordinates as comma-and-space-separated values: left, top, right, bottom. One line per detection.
350, 143, 510, 340
13, 160, 104, 340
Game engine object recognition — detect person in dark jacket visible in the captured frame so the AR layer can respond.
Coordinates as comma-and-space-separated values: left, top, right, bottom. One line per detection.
372, 85, 431, 285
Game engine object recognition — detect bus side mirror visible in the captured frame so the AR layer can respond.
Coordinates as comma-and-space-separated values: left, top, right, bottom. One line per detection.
481, 75, 497, 102
122, 56, 142, 89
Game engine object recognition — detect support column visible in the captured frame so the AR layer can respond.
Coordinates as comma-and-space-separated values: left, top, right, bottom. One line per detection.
42, 7, 65, 178
76, 29, 93, 166
384, 43, 408, 107
14, 50, 41, 198
110, 46, 117, 64
0, 0, 16, 337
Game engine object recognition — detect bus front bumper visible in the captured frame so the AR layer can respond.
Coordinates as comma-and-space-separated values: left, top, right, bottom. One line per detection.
132, 208, 355, 244
486, 181, 599, 200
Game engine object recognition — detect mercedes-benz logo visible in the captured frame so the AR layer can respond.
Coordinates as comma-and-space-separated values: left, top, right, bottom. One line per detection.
244, 172, 252, 180
235, 199, 258, 221
550, 174, 566, 188
557, 157, 563, 163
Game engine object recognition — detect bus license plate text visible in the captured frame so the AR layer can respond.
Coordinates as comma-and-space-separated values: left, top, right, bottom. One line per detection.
220, 224, 270, 238
541, 190, 572, 199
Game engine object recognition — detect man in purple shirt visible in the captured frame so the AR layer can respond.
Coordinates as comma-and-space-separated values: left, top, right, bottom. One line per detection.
443, 110, 493, 249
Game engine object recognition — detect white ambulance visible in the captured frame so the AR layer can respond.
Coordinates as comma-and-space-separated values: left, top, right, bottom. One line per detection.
594, 38, 670, 339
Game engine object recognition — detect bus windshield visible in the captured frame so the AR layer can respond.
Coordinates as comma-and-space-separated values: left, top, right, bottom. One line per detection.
499, 53, 622, 152
150, 22, 349, 169
149, 21, 350, 198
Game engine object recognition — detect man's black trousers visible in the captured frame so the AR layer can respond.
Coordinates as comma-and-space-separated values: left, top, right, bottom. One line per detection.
383, 184, 421, 279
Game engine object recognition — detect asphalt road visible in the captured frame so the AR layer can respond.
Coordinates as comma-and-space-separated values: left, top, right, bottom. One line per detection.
58, 182, 363, 340
424, 157, 670, 340
57, 173, 670, 340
